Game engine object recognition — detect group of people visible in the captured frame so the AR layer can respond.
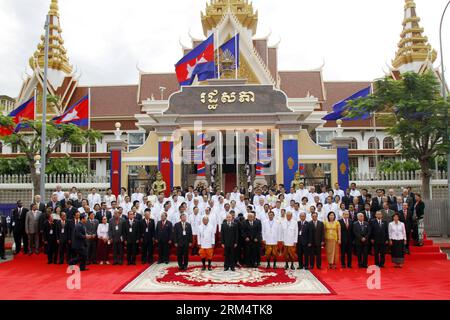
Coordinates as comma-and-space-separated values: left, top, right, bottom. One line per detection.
2, 181, 425, 271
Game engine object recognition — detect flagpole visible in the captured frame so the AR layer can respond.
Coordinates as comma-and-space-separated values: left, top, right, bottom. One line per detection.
373, 111, 379, 173
40, 14, 50, 199
235, 30, 238, 79
217, 29, 220, 80
87, 87, 91, 177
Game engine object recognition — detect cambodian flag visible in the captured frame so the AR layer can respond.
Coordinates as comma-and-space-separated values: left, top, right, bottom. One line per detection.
52, 95, 89, 127
175, 34, 216, 86
0, 97, 35, 136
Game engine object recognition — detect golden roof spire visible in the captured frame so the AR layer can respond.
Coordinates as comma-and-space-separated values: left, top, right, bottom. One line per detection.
201, 0, 258, 36
392, 0, 437, 70
29, 0, 72, 74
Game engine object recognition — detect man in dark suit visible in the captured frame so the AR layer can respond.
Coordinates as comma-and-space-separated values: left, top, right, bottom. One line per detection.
221, 213, 239, 271
140, 209, 155, 264
46, 193, 61, 213
297, 212, 310, 269
308, 212, 324, 269
380, 201, 395, 223
399, 203, 412, 254
353, 213, 371, 268
155, 212, 173, 264
69, 213, 88, 271
362, 203, 373, 222
0, 215, 7, 259
123, 211, 140, 265
370, 211, 389, 267
95, 202, 112, 223
42, 214, 60, 264
347, 204, 358, 222
339, 211, 353, 268
57, 212, 71, 264
242, 213, 262, 268
393, 197, 404, 214
11, 200, 29, 254
59, 192, 71, 211
85, 212, 99, 265
352, 197, 364, 214
31, 195, 46, 213
341, 189, 353, 209
63, 201, 77, 221
173, 213, 193, 270
108, 210, 124, 265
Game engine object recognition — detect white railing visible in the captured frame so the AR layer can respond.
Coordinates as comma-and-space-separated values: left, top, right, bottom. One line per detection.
0, 174, 110, 190
350, 170, 448, 182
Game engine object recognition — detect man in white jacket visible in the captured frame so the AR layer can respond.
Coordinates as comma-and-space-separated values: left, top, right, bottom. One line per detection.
281, 212, 299, 270
198, 216, 216, 270
262, 211, 281, 269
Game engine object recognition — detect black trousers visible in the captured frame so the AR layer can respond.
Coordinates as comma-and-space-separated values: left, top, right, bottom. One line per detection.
141, 240, 154, 263
70, 247, 87, 271
245, 241, 260, 266
58, 240, 69, 263
296, 243, 309, 268
158, 240, 170, 263
87, 239, 97, 263
45, 241, 58, 263
177, 244, 189, 268
236, 241, 245, 265
356, 242, 369, 267
373, 242, 386, 266
112, 241, 123, 264
309, 244, 322, 268
341, 241, 352, 267
13, 230, 28, 254
224, 245, 235, 268
0, 236, 5, 258
126, 242, 137, 264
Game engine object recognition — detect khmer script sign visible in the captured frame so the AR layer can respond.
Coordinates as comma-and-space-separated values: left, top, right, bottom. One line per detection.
168, 85, 289, 114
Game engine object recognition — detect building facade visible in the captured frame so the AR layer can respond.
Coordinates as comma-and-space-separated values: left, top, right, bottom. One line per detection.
0, 0, 440, 191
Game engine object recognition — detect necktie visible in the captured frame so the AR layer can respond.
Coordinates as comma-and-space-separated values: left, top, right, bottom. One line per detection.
345, 219, 348, 228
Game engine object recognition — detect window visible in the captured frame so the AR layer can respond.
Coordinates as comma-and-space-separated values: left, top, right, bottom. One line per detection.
71, 144, 82, 153
90, 160, 97, 172
11, 144, 19, 153
54, 144, 61, 153
368, 137, 380, 150
128, 132, 146, 152
369, 156, 378, 168
349, 138, 358, 150
316, 131, 334, 145
0, 142, 2, 154
383, 137, 395, 149
90, 143, 97, 153
349, 157, 359, 169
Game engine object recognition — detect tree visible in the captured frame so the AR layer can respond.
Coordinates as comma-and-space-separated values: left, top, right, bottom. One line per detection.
46, 157, 88, 175
0, 116, 102, 196
347, 71, 449, 199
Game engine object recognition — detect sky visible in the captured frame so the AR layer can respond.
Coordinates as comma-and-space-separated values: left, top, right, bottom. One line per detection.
0, 0, 449, 97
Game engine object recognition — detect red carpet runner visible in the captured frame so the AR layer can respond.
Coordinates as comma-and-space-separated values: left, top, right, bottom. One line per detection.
0, 239, 449, 300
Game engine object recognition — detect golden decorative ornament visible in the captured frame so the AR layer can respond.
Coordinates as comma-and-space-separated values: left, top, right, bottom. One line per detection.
340, 163, 347, 175
287, 157, 294, 170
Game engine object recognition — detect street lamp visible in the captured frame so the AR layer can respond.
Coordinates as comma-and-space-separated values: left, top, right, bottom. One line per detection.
439, 0, 450, 231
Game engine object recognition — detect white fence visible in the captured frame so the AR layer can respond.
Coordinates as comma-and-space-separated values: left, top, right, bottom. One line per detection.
0, 174, 110, 203
350, 171, 448, 199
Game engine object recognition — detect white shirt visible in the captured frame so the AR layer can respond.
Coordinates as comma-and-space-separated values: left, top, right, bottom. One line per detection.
198, 223, 216, 249
54, 191, 65, 201
69, 193, 78, 200
333, 189, 345, 198
262, 219, 281, 245
88, 193, 102, 209
230, 192, 241, 202
131, 193, 144, 204
323, 203, 339, 215
97, 223, 109, 239
389, 221, 406, 240
121, 202, 133, 215
295, 189, 310, 203
188, 213, 202, 235
103, 194, 116, 209
281, 219, 299, 246
350, 189, 361, 198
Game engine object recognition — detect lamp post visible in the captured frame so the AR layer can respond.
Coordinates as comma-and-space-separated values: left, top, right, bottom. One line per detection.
40, 15, 50, 198
440, 1, 450, 233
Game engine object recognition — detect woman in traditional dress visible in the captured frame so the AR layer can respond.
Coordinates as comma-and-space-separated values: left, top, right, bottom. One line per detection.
324, 211, 341, 269
96, 216, 110, 264
389, 213, 407, 268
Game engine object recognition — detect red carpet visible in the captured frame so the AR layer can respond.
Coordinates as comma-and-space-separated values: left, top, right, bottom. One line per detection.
0, 240, 449, 300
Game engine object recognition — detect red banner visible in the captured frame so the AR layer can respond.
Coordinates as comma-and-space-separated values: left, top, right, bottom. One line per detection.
158, 141, 173, 197
110, 149, 121, 197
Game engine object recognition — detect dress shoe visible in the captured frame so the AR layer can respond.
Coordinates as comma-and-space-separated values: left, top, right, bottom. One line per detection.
1, 256, 6, 260
224, 267, 229, 271
80, 268, 89, 272
297, 266, 303, 270
230, 267, 235, 271
290, 264, 295, 270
